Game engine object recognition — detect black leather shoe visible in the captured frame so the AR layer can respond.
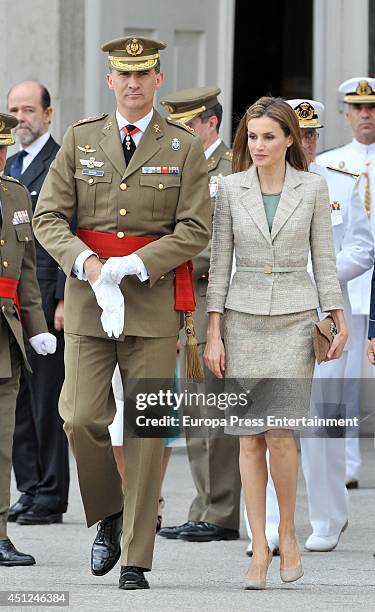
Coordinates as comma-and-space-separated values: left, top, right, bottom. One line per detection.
0, 538, 35, 566
178, 521, 239, 542
91, 511, 123, 576
119, 566, 149, 590
8, 499, 33, 523
346, 479, 359, 490
158, 520, 197, 539
17, 504, 63, 525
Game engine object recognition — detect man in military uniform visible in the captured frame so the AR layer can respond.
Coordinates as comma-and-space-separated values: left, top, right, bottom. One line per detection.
158, 87, 241, 542
0, 113, 56, 566
5, 81, 68, 526
317, 77, 375, 488
254, 99, 373, 556
33, 37, 211, 590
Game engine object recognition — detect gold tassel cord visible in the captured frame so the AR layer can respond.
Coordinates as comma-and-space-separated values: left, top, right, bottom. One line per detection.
364, 162, 371, 217
184, 311, 204, 383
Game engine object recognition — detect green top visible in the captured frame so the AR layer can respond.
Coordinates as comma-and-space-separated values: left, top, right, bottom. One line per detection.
262, 192, 281, 230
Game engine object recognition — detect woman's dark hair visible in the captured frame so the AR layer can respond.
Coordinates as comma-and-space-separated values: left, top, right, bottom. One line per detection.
232, 96, 307, 173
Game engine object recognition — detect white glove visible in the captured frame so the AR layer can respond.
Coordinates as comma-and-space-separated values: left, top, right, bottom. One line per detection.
100, 254, 146, 285
29, 333, 57, 355
92, 277, 124, 338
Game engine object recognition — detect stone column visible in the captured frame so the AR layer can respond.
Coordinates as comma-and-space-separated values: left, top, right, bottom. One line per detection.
0, 0, 84, 147
314, 0, 369, 152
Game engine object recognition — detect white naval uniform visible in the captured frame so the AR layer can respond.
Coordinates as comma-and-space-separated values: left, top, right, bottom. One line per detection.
245, 163, 374, 545
317, 140, 375, 480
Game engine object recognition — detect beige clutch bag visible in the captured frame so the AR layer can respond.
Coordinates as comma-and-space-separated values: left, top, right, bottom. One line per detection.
313, 315, 337, 364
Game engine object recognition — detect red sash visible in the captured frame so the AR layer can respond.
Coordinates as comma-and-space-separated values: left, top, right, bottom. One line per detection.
76, 228, 195, 311
0, 276, 21, 317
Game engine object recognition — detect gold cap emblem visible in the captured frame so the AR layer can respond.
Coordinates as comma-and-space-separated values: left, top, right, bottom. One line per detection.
296, 102, 314, 121
356, 80, 372, 96
126, 38, 143, 56
162, 103, 174, 114
0, 121, 5, 132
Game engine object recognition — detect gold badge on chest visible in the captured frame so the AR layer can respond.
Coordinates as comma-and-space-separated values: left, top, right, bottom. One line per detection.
77, 145, 97, 154
80, 157, 104, 169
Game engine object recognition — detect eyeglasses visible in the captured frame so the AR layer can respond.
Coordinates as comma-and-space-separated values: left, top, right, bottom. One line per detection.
301, 130, 319, 142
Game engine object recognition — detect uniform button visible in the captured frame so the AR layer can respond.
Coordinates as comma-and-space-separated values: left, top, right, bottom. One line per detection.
201, 274, 207, 279
158, 183, 164, 190
117, 231, 125, 239
3, 261, 8, 268
120, 183, 127, 191
0, 239, 4, 246
119, 208, 127, 216
160, 275, 165, 280
88, 178, 94, 184
25, 236, 29, 242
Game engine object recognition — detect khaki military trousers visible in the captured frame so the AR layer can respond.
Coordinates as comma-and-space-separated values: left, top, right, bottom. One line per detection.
0, 338, 21, 539
60, 332, 176, 570
182, 343, 242, 530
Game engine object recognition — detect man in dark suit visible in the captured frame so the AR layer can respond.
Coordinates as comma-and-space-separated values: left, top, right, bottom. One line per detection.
5, 81, 69, 524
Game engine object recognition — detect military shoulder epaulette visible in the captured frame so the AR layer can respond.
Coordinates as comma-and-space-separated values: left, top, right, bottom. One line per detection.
73, 113, 108, 127
166, 118, 196, 135
326, 165, 359, 178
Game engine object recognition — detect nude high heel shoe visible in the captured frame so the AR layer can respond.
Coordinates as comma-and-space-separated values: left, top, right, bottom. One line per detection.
280, 551, 304, 583
244, 548, 273, 590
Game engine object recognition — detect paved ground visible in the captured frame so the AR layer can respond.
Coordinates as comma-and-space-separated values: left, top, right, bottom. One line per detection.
2, 439, 375, 612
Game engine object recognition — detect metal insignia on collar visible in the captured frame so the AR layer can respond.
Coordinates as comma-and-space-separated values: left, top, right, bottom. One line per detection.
171, 137, 181, 151
77, 145, 97, 154
80, 157, 104, 169
104, 121, 113, 130
153, 123, 161, 133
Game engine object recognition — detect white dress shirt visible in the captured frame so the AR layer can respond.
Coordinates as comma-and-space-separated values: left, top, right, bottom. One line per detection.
20, 131, 51, 173
73, 109, 153, 281
204, 138, 222, 160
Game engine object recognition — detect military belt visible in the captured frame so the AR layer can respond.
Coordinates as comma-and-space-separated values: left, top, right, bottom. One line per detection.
76, 228, 196, 311
0, 276, 21, 317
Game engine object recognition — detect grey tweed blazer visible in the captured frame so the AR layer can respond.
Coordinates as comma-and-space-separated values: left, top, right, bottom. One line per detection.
206, 162, 343, 315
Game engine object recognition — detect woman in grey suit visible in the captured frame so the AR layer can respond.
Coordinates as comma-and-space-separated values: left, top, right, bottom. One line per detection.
204, 97, 348, 589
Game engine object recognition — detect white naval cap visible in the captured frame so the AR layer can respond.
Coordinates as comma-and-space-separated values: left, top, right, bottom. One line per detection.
286, 99, 324, 128
339, 77, 375, 103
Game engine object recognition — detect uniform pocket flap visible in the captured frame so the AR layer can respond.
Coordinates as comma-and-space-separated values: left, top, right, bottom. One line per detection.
14, 224, 33, 242
139, 175, 181, 189
74, 169, 113, 184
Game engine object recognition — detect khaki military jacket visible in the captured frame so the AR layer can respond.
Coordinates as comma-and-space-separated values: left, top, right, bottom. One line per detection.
0, 176, 48, 377
33, 110, 211, 339
181, 141, 232, 345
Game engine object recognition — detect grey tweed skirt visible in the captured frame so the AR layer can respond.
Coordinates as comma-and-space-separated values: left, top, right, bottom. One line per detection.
223, 308, 318, 436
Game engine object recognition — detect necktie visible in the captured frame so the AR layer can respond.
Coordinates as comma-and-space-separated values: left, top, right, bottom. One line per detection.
10, 149, 28, 180
121, 125, 141, 166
